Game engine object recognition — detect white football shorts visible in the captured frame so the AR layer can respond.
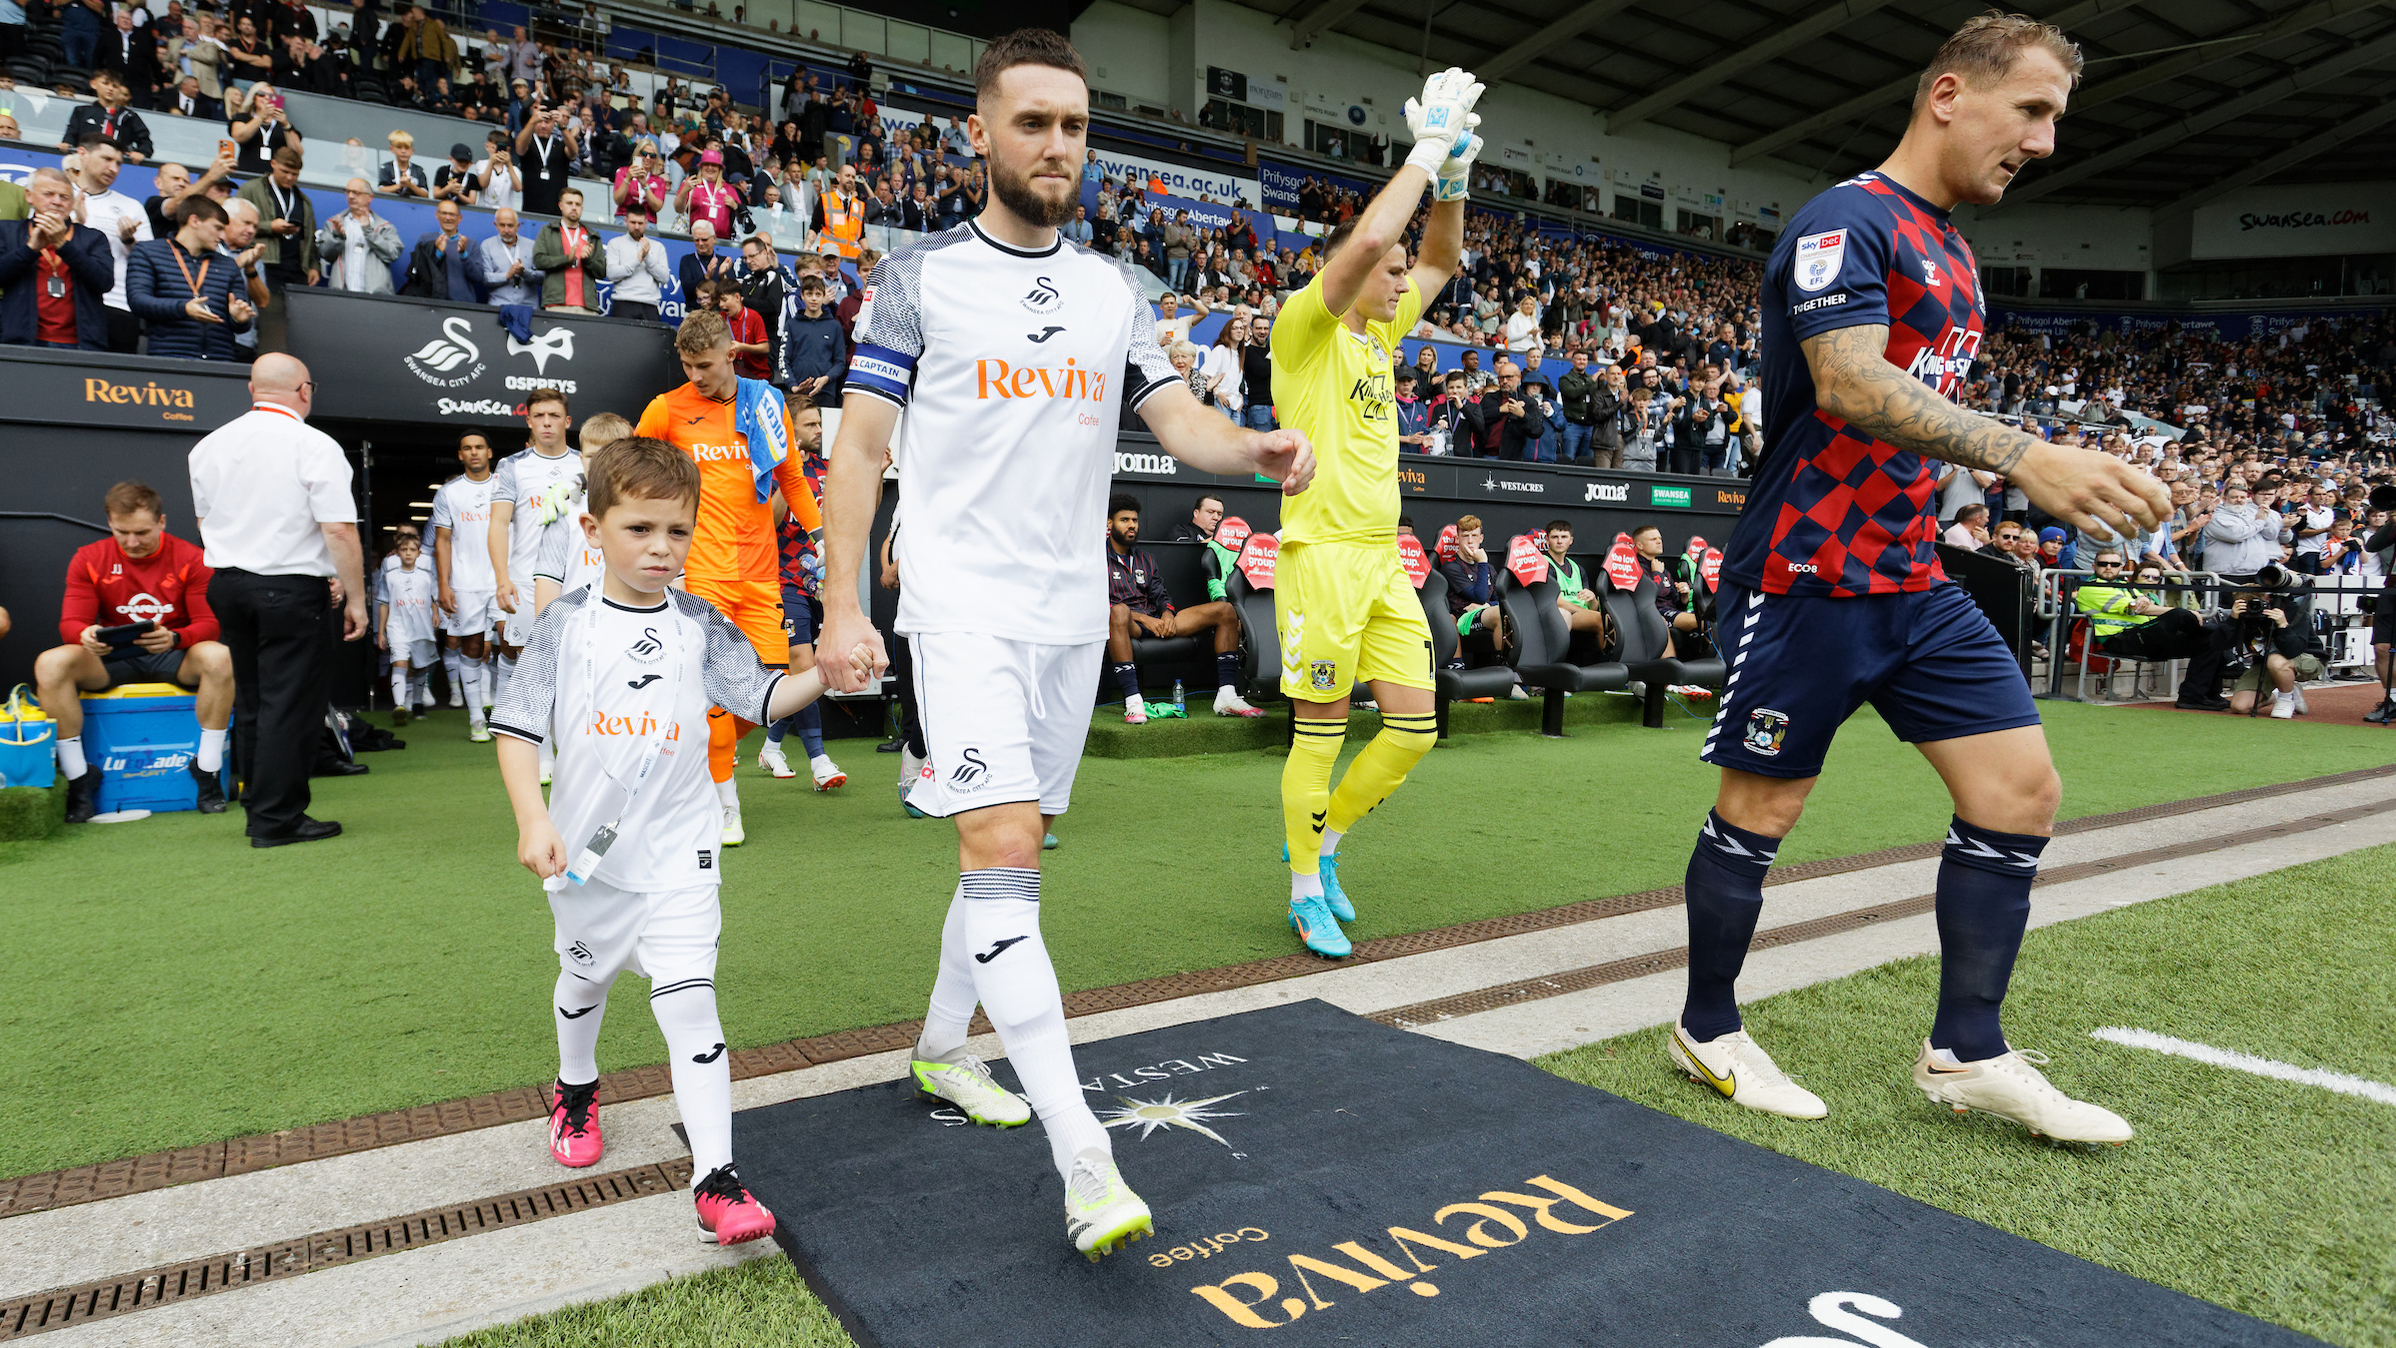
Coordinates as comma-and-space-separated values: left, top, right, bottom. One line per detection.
548, 878, 722, 991
444, 589, 497, 637
904, 631, 1103, 819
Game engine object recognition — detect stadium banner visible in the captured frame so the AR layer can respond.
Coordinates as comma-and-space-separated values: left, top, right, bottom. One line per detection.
1397, 531, 1431, 588
2186, 184, 2396, 260
278, 288, 688, 427
1090, 185, 1275, 246
0, 346, 254, 430
1987, 304, 2385, 342
1086, 148, 1259, 206
1258, 158, 1378, 215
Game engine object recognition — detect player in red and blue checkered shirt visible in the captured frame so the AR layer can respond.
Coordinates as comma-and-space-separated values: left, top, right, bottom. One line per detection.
1671, 14, 2169, 1147
761, 395, 845, 790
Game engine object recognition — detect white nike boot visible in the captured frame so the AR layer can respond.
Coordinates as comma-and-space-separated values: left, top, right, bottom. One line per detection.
1666, 1021, 1827, 1120
1911, 1040, 2132, 1144
757, 741, 796, 778
1213, 686, 1263, 717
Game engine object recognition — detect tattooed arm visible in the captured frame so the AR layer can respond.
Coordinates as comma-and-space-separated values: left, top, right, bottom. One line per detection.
1802, 324, 2170, 538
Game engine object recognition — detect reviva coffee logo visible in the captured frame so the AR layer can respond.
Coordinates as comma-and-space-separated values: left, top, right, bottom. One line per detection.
2238, 208, 2371, 232
85, 377, 198, 419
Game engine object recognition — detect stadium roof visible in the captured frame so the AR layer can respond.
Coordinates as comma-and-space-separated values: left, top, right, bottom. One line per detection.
1204, 0, 2396, 214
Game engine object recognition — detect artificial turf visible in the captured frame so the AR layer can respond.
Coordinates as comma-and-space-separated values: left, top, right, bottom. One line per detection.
440, 845, 2396, 1348
1, 698, 2391, 1179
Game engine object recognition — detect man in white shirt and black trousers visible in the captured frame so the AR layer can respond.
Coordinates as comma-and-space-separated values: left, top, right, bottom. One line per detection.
189, 353, 369, 847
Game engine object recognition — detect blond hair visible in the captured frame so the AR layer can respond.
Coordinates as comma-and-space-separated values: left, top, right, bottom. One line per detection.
580, 412, 634, 450
388, 130, 414, 147
1168, 339, 1200, 365
675, 307, 732, 356
1914, 11, 2084, 111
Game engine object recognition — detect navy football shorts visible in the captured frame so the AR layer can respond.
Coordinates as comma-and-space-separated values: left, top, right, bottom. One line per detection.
1700, 581, 2041, 780
780, 585, 821, 647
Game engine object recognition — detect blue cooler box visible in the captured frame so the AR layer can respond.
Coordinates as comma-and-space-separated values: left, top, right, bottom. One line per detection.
81, 683, 230, 815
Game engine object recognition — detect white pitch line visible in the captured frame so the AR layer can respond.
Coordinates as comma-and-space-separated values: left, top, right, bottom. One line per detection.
2091, 1027, 2396, 1107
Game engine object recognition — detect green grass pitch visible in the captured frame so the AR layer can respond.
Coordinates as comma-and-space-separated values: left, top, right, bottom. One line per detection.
0, 698, 2387, 1180
438, 846, 2396, 1348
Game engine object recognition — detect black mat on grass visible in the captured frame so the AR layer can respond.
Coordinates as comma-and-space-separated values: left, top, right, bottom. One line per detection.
732, 999, 2315, 1348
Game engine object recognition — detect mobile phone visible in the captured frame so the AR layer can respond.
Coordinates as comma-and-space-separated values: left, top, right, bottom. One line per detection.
219, 137, 237, 159
97, 620, 157, 647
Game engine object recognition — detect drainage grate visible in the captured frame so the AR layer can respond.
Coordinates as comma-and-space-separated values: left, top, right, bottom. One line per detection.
0, 1159, 693, 1341
1373, 799, 2396, 1030
4, 765, 2388, 1221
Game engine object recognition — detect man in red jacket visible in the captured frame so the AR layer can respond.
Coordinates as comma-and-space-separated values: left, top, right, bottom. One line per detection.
35, 481, 234, 822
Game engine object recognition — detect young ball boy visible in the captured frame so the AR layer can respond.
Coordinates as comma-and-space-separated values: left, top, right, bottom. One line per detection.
716, 281, 772, 383
491, 437, 856, 1245
378, 534, 441, 726
531, 411, 634, 616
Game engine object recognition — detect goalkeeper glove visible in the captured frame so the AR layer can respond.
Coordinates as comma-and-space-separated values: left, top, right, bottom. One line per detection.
1435, 128, 1482, 202
1404, 67, 1484, 177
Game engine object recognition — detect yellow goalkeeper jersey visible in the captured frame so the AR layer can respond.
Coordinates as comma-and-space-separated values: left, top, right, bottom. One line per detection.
1269, 272, 1423, 546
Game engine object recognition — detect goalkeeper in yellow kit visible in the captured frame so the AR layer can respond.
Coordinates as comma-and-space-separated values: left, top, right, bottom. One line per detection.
1272, 66, 1484, 958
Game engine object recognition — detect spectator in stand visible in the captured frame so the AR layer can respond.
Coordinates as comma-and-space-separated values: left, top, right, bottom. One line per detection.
37, 481, 234, 823
707, 279, 770, 381
1440, 516, 1510, 664
784, 273, 844, 403
736, 233, 793, 379
1633, 525, 1702, 657
316, 177, 401, 294
1103, 495, 1260, 720
1199, 318, 1246, 420
679, 148, 741, 238
63, 71, 153, 162
377, 129, 430, 198
64, 136, 151, 352
477, 207, 542, 307
58, 0, 107, 73
1481, 361, 1541, 461
1165, 494, 1225, 543
93, 16, 164, 117
2203, 484, 2276, 580
1943, 502, 1991, 549
228, 81, 300, 174
128, 196, 253, 359
614, 139, 669, 224
238, 145, 318, 292
514, 100, 578, 218
394, 4, 457, 96
531, 189, 604, 313
1556, 349, 1602, 467
0, 168, 114, 349
142, 150, 235, 238
603, 211, 670, 322
429, 142, 477, 202
402, 198, 480, 302
678, 219, 738, 304
1394, 368, 1430, 452
2035, 526, 2071, 571
1544, 522, 1617, 652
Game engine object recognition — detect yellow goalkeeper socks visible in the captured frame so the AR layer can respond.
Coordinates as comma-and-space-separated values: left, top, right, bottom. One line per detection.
1325, 712, 1437, 834
1282, 719, 1345, 880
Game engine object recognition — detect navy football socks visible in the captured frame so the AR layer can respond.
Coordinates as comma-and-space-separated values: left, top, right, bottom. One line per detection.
1929, 815, 2047, 1062
1110, 661, 1141, 702
1216, 650, 1242, 691
1679, 809, 1780, 1041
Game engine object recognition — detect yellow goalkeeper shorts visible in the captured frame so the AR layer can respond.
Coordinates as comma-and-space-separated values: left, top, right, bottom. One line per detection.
1274, 540, 1435, 702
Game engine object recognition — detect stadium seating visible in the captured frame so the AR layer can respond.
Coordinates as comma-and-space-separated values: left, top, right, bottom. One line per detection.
1419, 567, 1521, 736
1597, 570, 1727, 729
1100, 541, 1238, 705
1498, 573, 1628, 738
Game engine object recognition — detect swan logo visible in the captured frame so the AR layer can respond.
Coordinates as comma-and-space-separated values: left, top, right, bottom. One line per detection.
1758, 1291, 1930, 1348
405, 316, 488, 387
1020, 275, 1063, 315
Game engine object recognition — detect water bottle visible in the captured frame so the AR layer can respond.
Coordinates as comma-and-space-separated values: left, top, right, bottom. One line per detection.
1172, 679, 1186, 713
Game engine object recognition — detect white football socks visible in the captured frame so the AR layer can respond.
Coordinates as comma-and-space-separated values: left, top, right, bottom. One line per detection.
651, 977, 734, 1181
555, 969, 613, 1084
197, 727, 227, 774
56, 735, 87, 779
1320, 827, 1345, 857
715, 776, 739, 808
917, 883, 975, 1062
464, 661, 487, 722
957, 867, 1110, 1178
442, 649, 463, 697
491, 652, 516, 707
390, 666, 410, 712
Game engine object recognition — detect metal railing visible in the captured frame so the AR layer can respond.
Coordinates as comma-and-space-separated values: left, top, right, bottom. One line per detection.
2034, 566, 2387, 702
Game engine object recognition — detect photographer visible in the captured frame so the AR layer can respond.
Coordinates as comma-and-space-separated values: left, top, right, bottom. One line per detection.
513, 101, 579, 217
2363, 497, 2396, 722
2223, 574, 2315, 719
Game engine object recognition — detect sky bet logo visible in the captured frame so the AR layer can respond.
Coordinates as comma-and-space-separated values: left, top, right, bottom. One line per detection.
976, 358, 1107, 402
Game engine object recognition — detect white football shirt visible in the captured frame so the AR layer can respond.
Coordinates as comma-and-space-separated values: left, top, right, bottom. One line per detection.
490, 448, 582, 593
430, 473, 500, 592
383, 561, 440, 645
533, 485, 605, 598
491, 589, 781, 891
848, 221, 1180, 645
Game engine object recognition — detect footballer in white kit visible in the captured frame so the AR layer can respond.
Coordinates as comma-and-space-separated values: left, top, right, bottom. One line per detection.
488, 393, 582, 653
431, 466, 500, 637
815, 28, 1316, 1262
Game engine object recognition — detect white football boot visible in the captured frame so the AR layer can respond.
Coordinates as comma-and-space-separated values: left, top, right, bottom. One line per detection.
1666, 1021, 1827, 1120
1912, 1041, 2132, 1144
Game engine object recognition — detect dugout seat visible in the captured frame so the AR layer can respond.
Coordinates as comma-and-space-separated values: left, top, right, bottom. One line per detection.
1094, 541, 1236, 705
1225, 563, 1280, 695
1596, 570, 1727, 729
1420, 567, 1520, 736
1499, 573, 1629, 737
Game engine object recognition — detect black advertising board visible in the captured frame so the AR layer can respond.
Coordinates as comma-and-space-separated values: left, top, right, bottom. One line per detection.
0, 346, 255, 432
277, 289, 685, 428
